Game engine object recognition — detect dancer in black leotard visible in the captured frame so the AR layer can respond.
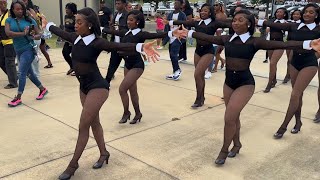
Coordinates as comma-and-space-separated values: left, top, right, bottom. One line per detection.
283, 9, 302, 84
257, 3, 320, 139
45, 8, 158, 180
264, 7, 288, 93
165, 3, 230, 108
177, 10, 320, 165
103, 10, 169, 124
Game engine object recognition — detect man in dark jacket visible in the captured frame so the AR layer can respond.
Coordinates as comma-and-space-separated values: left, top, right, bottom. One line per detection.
163, 0, 186, 81
105, 0, 128, 83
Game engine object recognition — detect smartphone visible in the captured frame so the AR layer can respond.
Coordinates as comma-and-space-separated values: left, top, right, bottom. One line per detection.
28, 24, 35, 36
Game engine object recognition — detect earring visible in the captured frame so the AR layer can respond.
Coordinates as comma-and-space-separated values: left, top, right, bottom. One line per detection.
248, 25, 250, 28
89, 27, 91, 29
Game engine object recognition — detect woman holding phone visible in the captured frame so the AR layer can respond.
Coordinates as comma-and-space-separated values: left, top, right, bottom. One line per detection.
5, 0, 48, 107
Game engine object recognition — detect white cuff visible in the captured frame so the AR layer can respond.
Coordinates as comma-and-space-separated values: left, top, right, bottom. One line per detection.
188, 30, 195, 38
303, 40, 312, 50
46, 22, 56, 31
168, 31, 173, 38
169, 20, 173, 26
136, 43, 143, 53
257, 19, 265, 26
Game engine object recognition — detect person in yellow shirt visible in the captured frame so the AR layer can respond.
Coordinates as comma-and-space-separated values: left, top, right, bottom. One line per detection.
0, 0, 17, 89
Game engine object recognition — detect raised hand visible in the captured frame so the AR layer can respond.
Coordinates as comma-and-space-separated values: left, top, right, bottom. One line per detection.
179, 24, 189, 39
311, 39, 320, 52
142, 40, 160, 63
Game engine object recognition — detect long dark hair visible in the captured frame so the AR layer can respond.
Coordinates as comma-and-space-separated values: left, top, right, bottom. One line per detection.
66, 3, 77, 14
10, 0, 32, 23
233, 10, 255, 35
200, 3, 215, 21
127, 10, 145, 29
301, 3, 320, 24
77, 7, 101, 36
274, 7, 288, 20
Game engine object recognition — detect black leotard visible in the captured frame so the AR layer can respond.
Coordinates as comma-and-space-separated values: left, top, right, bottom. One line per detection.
103, 28, 168, 70
190, 31, 306, 89
261, 21, 320, 71
173, 19, 230, 56
49, 25, 138, 94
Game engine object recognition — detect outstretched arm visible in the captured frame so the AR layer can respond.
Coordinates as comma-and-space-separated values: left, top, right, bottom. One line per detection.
46, 22, 77, 43
102, 28, 126, 37
96, 39, 160, 62
171, 20, 197, 27
142, 31, 169, 40
254, 37, 320, 51
176, 26, 225, 46
256, 19, 293, 31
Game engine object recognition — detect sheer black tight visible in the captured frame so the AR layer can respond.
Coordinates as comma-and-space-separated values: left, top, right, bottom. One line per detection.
119, 68, 144, 118
194, 53, 213, 102
66, 88, 108, 172
218, 84, 254, 157
267, 49, 284, 87
279, 65, 317, 130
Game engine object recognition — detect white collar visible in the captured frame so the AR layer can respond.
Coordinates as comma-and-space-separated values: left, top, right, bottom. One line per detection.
125, 28, 141, 35
198, 18, 212, 25
297, 22, 316, 30
274, 19, 286, 23
74, 34, 96, 45
229, 32, 251, 43
291, 19, 301, 23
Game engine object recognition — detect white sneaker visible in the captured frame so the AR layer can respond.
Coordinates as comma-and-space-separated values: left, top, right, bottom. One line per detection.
156, 46, 163, 50
178, 58, 187, 63
204, 71, 212, 79
173, 70, 182, 81
166, 74, 174, 80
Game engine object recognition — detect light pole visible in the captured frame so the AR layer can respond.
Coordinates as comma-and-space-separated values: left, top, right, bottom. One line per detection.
57, 0, 64, 46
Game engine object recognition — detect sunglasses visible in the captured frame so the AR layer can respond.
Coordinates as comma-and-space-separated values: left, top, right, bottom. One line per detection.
213, 4, 219, 6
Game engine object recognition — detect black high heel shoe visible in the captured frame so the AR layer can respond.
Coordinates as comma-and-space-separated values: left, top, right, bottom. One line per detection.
263, 84, 272, 93
228, 145, 242, 158
191, 97, 205, 108
214, 151, 229, 165
291, 123, 302, 134
119, 112, 131, 124
274, 127, 287, 139
92, 151, 110, 169
130, 114, 142, 124
58, 163, 79, 180
271, 80, 277, 88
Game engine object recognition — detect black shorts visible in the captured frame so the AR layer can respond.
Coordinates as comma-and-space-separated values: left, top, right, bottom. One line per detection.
291, 52, 318, 71
123, 55, 145, 70
195, 44, 214, 57
77, 72, 109, 95
225, 69, 255, 90
40, 38, 45, 45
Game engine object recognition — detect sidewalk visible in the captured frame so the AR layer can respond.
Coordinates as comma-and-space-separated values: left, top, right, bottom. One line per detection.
0, 48, 319, 180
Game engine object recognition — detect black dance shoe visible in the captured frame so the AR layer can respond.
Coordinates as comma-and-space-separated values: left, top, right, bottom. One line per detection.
291, 123, 302, 134
214, 151, 229, 165
58, 163, 79, 180
119, 112, 131, 124
93, 151, 110, 169
130, 114, 142, 124
228, 145, 242, 158
274, 127, 287, 139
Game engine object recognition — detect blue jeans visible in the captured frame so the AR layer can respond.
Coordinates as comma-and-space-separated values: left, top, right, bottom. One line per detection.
208, 45, 218, 71
169, 39, 182, 72
17, 49, 42, 94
